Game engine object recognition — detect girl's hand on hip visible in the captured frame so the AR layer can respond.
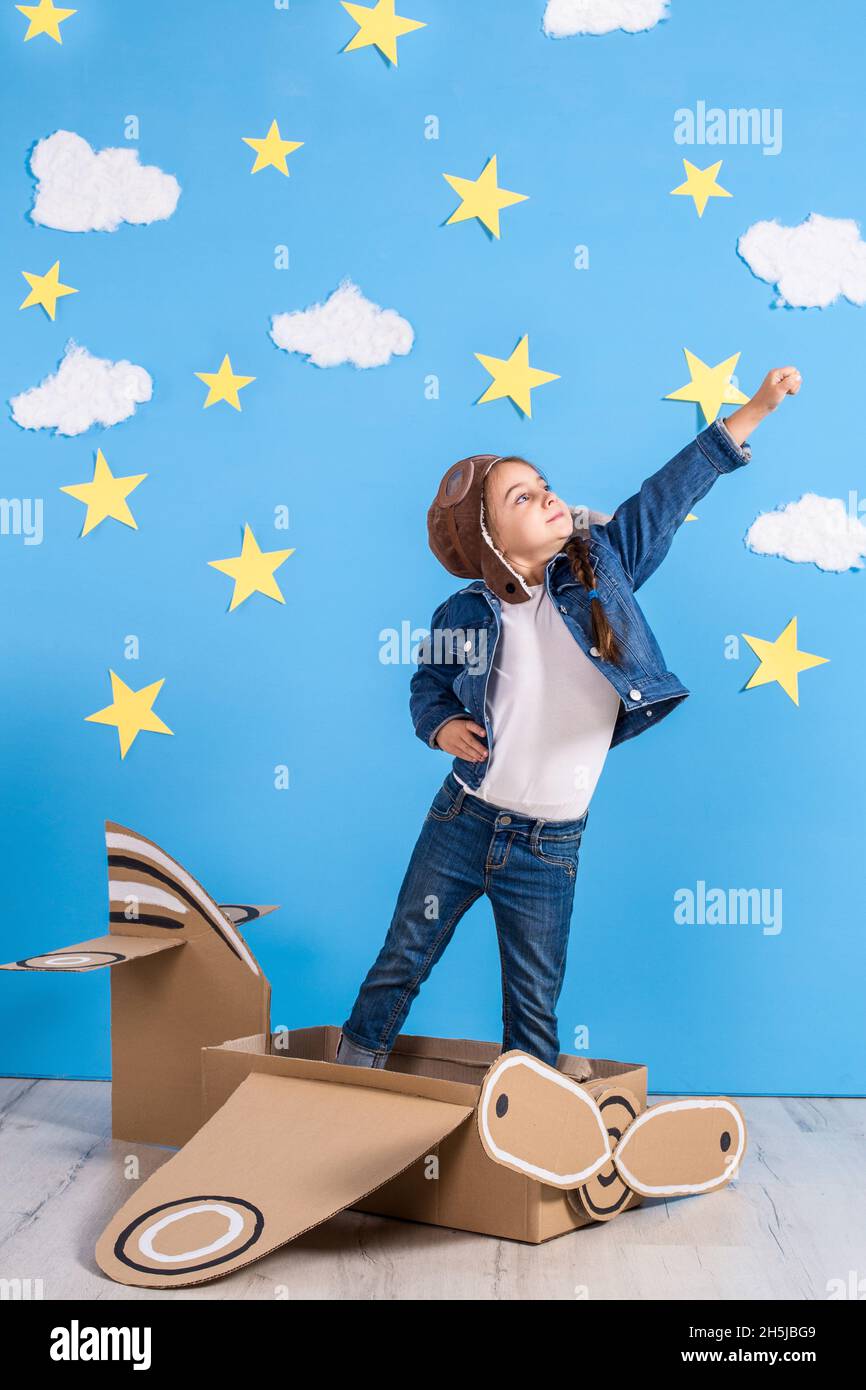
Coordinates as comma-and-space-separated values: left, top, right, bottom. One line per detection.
435, 719, 489, 760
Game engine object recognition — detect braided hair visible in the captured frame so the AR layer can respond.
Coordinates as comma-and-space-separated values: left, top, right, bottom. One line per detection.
563, 532, 621, 664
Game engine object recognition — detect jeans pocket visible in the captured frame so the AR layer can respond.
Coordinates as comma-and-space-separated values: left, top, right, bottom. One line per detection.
530, 831, 582, 876
426, 781, 460, 822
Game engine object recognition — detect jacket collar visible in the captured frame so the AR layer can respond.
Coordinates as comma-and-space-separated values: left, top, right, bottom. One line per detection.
461, 548, 572, 605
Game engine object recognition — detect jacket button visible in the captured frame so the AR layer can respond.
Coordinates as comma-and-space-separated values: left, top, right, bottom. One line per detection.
590, 646, 600, 657
559, 605, 566, 613
629, 688, 642, 701
646, 709, 653, 717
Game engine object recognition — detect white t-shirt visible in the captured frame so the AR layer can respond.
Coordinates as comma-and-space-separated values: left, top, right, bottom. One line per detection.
454, 583, 622, 821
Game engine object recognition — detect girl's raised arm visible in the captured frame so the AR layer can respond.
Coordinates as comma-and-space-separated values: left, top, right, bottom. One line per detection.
593, 367, 800, 592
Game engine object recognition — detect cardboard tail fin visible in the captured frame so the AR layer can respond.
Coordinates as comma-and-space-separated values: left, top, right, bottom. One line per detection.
1, 821, 278, 1147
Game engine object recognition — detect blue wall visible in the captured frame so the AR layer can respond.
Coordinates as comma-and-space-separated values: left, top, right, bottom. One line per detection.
1, 1, 863, 1095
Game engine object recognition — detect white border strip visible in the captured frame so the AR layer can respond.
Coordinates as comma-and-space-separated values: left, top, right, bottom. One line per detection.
109, 880, 188, 915
479, 1054, 612, 1186
614, 1097, 746, 1196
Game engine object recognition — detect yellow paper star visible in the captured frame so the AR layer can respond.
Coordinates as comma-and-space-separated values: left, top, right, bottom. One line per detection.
341, 0, 426, 65
195, 354, 255, 410
665, 348, 749, 425
16, 0, 76, 42
442, 155, 528, 239
208, 524, 295, 611
20, 260, 77, 319
60, 449, 147, 537
742, 617, 828, 706
475, 334, 559, 418
242, 120, 303, 176
670, 159, 732, 218
86, 671, 173, 759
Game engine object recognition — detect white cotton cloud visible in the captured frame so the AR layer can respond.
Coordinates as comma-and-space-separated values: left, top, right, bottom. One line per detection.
542, 0, 670, 37
738, 213, 866, 309
270, 278, 414, 369
745, 494, 866, 572
10, 341, 153, 437
29, 130, 181, 233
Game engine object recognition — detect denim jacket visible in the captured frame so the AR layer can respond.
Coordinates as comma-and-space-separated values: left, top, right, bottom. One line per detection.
409, 418, 752, 790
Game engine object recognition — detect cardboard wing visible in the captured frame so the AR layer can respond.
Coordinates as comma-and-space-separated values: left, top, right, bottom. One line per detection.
0, 820, 276, 1149
477, 1051, 747, 1219
96, 1068, 474, 1288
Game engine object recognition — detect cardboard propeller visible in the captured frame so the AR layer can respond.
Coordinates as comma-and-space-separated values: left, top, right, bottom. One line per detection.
0, 820, 279, 1147
477, 1052, 747, 1221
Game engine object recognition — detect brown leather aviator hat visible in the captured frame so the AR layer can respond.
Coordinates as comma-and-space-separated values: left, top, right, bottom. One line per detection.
427, 453, 611, 605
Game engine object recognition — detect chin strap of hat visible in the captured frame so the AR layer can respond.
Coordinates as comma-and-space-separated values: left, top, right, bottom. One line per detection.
479, 485, 533, 597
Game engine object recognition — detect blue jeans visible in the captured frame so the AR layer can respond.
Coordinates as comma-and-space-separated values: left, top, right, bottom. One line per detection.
338, 772, 589, 1069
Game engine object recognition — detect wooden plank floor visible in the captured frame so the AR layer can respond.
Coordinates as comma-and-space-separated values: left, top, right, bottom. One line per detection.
0, 1077, 863, 1300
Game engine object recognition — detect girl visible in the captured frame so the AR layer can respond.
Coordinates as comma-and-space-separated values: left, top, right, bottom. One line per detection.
336, 367, 801, 1070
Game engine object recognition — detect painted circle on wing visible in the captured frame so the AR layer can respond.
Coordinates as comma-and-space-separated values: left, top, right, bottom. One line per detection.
114, 1195, 265, 1276
568, 1087, 641, 1223
17, 951, 126, 970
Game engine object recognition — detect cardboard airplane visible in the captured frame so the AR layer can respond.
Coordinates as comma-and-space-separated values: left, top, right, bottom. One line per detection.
1, 822, 748, 1289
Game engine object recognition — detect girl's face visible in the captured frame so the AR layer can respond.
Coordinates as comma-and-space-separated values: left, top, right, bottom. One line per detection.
485, 458, 574, 563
